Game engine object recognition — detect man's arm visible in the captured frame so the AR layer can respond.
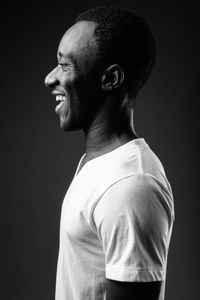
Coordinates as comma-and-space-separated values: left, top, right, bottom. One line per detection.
106, 279, 162, 300
93, 175, 172, 299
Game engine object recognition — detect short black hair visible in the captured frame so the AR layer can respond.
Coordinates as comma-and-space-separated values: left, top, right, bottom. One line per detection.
76, 6, 157, 101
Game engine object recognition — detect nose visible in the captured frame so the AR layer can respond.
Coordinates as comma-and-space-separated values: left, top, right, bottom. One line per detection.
44, 67, 60, 89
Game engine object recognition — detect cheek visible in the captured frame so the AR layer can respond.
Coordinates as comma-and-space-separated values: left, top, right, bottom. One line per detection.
60, 76, 77, 102
64, 79, 82, 117
62, 71, 101, 114
60, 69, 75, 87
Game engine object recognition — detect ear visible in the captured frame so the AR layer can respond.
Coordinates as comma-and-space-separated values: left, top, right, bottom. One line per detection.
101, 64, 124, 92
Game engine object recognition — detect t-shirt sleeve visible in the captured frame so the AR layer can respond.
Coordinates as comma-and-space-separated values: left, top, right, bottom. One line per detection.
93, 174, 174, 282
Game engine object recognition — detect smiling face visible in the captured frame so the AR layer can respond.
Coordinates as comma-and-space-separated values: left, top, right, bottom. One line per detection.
45, 21, 102, 131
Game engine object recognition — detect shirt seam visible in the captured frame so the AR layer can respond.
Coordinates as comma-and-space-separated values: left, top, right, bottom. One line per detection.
106, 264, 165, 271
137, 144, 143, 175
90, 173, 164, 233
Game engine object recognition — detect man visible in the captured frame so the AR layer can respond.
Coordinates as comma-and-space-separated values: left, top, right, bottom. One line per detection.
45, 6, 175, 300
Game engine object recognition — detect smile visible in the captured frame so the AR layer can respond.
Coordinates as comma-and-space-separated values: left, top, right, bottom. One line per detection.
55, 94, 68, 114
56, 95, 66, 102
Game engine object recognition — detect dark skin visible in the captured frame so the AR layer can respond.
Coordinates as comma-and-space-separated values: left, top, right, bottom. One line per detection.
45, 20, 161, 299
106, 280, 162, 300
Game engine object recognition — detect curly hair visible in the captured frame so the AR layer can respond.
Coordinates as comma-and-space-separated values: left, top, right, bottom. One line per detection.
76, 6, 157, 101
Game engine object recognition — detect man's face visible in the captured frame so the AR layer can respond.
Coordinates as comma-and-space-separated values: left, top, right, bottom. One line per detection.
45, 21, 102, 131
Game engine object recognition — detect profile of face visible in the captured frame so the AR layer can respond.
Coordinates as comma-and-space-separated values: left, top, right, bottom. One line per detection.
45, 21, 102, 131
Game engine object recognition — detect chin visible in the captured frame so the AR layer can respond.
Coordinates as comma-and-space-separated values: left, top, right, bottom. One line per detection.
60, 120, 71, 132
59, 118, 82, 132
59, 111, 71, 131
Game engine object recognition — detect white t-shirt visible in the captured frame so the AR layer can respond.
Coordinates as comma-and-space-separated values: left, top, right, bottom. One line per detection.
55, 138, 174, 300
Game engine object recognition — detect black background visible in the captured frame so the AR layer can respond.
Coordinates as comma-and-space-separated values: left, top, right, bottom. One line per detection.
1, 0, 199, 299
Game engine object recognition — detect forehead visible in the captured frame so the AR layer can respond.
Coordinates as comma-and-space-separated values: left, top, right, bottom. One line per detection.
58, 21, 98, 60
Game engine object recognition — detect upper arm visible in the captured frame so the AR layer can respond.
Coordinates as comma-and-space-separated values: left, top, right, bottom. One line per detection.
93, 174, 173, 283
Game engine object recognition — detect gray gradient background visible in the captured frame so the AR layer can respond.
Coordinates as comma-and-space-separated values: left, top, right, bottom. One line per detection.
1, 0, 199, 299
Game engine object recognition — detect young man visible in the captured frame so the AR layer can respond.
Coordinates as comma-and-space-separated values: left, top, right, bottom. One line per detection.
45, 6, 175, 300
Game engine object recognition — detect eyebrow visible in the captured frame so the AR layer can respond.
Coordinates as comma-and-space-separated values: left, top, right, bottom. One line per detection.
57, 51, 75, 64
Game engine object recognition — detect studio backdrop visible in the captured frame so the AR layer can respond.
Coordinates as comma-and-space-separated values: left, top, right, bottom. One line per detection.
1, 1, 199, 299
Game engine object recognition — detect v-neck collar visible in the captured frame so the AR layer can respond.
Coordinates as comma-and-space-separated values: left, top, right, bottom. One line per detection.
74, 138, 145, 177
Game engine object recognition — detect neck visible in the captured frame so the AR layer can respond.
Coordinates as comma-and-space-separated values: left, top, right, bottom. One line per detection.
82, 94, 138, 162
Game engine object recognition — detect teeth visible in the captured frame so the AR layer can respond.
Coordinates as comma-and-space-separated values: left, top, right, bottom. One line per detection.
56, 95, 66, 101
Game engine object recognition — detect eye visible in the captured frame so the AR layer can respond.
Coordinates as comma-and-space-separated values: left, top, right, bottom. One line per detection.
58, 63, 70, 71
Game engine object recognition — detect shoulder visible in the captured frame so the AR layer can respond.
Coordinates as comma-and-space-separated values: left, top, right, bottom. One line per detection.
100, 173, 164, 208
93, 172, 175, 237
94, 174, 172, 228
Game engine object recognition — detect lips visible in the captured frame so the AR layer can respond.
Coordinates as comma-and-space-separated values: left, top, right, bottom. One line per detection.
55, 97, 66, 113
51, 90, 68, 115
